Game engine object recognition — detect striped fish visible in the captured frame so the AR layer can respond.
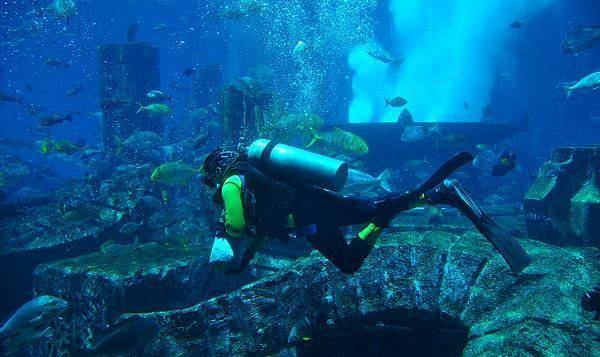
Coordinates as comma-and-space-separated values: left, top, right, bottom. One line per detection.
150, 162, 199, 185
307, 128, 369, 156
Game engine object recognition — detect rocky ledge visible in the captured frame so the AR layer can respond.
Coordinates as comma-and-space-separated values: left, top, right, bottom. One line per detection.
136, 231, 600, 356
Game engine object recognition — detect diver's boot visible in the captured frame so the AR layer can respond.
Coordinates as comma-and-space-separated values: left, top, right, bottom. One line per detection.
427, 179, 531, 274
373, 152, 475, 225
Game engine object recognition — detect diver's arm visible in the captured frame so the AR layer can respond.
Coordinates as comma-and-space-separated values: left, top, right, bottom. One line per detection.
221, 175, 246, 237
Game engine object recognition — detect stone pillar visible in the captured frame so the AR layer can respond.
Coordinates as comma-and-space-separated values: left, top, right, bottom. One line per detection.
524, 146, 600, 247
220, 85, 260, 149
98, 43, 161, 157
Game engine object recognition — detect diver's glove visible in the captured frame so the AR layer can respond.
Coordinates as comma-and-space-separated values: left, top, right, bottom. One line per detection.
582, 284, 600, 320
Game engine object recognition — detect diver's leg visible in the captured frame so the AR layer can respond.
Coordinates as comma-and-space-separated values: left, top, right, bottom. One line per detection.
371, 151, 476, 225
426, 179, 531, 274
305, 224, 380, 274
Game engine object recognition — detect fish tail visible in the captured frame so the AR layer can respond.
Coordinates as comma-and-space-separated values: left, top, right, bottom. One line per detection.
65, 113, 72, 121
135, 102, 143, 114
563, 85, 573, 99
385, 98, 390, 106
306, 128, 321, 148
114, 135, 124, 156
377, 169, 393, 192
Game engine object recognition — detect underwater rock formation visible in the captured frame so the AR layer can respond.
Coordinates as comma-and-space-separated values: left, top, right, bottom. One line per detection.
0, 203, 105, 321
98, 43, 162, 157
33, 243, 255, 326
525, 146, 600, 247
136, 231, 600, 356
220, 85, 262, 149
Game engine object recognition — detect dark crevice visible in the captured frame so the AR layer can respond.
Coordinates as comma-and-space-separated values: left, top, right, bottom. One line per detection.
292, 309, 469, 357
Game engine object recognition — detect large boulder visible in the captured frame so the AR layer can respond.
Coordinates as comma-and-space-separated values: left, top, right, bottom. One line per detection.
136, 231, 600, 356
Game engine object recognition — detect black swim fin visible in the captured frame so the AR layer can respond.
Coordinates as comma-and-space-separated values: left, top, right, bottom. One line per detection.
435, 179, 531, 274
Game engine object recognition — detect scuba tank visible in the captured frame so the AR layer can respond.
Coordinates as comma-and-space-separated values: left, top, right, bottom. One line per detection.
247, 139, 349, 192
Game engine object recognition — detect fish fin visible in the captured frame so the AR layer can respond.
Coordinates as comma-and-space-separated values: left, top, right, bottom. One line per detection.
393, 58, 404, 69
306, 128, 321, 148
377, 169, 393, 192
114, 135, 123, 156
564, 85, 573, 99
385, 98, 390, 106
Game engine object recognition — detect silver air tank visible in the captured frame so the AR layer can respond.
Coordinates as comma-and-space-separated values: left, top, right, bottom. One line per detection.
247, 139, 348, 192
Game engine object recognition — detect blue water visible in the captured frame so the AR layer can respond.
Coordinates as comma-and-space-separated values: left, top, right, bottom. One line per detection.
1, 0, 600, 355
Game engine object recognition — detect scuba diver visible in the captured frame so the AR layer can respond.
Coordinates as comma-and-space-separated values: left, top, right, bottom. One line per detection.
202, 139, 531, 276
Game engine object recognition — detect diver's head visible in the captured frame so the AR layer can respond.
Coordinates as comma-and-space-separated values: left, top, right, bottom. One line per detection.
202, 147, 239, 188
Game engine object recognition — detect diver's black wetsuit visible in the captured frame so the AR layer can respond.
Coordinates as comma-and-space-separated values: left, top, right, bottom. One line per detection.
213, 152, 531, 275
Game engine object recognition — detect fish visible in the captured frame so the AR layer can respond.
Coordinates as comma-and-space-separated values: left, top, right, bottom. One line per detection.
119, 221, 143, 234
150, 162, 200, 185
400, 124, 440, 143
397, 109, 413, 127
0, 295, 67, 339
100, 240, 127, 254
183, 67, 197, 76
44, 58, 70, 68
491, 150, 517, 177
72, 316, 160, 356
288, 315, 317, 346
39, 113, 72, 127
188, 107, 209, 122
127, 21, 139, 43
141, 196, 162, 210
153, 23, 166, 32
3, 327, 53, 354
217, 0, 264, 21
581, 284, 600, 320
367, 50, 404, 68
0, 92, 23, 104
563, 71, 600, 98
385, 96, 408, 108
192, 133, 210, 149
146, 90, 172, 102
62, 206, 99, 223
562, 25, 600, 55
343, 169, 393, 194
53, 140, 85, 155
148, 212, 173, 229
307, 128, 369, 156
441, 134, 470, 147
525, 213, 552, 225
136, 103, 172, 117
45, 0, 77, 21
66, 83, 83, 97
510, 20, 523, 29
118, 131, 162, 153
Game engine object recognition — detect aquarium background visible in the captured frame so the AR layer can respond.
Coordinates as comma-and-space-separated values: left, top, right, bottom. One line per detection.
0, 0, 599, 356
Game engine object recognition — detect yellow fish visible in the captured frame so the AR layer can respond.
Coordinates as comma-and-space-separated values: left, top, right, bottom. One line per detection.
151, 162, 200, 185
308, 128, 369, 156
